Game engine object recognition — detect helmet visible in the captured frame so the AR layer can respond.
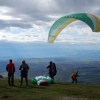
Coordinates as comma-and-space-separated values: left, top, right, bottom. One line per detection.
22, 60, 25, 63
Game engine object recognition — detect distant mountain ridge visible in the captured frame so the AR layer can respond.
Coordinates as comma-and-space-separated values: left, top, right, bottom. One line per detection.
1, 49, 100, 61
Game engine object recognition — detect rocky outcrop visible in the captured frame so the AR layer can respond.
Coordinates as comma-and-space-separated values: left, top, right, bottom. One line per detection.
0, 75, 3, 78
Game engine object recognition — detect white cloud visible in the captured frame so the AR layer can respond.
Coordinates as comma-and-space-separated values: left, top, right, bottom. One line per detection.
0, 0, 100, 44
0, 27, 48, 42
0, 7, 21, 20
0, 26, 100, 44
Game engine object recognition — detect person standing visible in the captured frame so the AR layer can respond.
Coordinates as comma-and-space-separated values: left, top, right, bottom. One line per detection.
71, 71, 78, 83
47, 61, 57, 79
6, 59, 15, 86
19, 60, 29, 86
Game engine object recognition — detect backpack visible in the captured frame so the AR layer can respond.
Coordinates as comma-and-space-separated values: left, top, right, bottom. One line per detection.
21, 64, 28, 75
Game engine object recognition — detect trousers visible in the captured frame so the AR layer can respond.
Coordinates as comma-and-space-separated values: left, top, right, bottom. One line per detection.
8, 73, 14, 86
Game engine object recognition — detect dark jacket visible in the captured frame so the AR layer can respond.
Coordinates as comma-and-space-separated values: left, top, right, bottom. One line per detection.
19, 63, 29, 77
47, 63, 57, 76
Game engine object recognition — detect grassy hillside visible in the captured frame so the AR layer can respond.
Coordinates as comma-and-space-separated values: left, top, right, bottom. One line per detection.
0, 79, 100, 100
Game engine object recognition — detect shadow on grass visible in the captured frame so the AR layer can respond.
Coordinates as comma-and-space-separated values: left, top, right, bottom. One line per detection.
55, 82, 71, 85
0, 96, 13, 99
13, 84, 50, 89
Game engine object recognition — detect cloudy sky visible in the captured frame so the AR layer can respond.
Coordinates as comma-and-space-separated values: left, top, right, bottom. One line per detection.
0, 0, 100, 58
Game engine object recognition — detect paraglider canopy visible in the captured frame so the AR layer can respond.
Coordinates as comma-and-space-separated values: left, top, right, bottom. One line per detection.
48, 13, 100, 43
31, 75, 54, 85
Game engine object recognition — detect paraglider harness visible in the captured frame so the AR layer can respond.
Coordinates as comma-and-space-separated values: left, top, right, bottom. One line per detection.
52, 64, 57, 76
20, 64, 29, 77
48, 63, 57, 77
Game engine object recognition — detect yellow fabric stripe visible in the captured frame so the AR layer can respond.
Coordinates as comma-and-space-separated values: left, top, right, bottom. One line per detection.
90, 14, 100, 32
48, 18, 77, 43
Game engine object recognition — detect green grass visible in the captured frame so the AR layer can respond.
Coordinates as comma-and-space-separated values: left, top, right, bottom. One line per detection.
0, 79, 100, 100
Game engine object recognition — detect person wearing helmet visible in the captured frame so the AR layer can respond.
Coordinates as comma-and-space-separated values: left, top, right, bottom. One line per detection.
6, 59, 15, 86
19, 60, 29, 86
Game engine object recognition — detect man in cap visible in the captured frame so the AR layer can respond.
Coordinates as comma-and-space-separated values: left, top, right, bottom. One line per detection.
6, 59, 15, 86
19, 60, 29, 86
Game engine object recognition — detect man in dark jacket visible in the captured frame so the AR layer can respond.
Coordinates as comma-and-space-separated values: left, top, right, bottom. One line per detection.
19, 60, 29, 86
6, 59, 15, 86
47, 61, 57, 79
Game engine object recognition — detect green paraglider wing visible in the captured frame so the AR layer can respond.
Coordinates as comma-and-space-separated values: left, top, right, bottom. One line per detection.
48, 13, 100, 43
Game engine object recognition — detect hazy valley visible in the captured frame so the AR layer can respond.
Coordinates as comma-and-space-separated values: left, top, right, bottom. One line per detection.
0, 55, 100, 84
